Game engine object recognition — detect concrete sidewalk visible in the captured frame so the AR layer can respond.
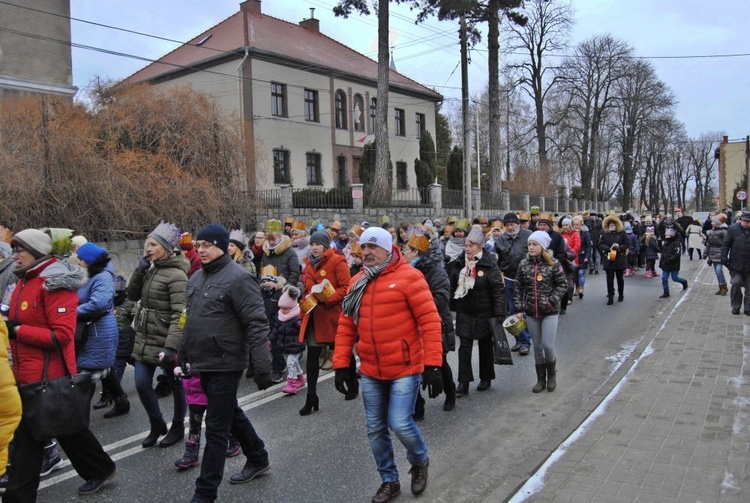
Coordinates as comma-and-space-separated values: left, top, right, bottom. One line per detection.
510, 261, 750, 503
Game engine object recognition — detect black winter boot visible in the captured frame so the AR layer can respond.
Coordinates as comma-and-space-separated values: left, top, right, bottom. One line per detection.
142, 418, 167, 448
160, 421, 185, 447
443, 379, 456, 411
546, 361, 557, 392
103, 394, 130, 419
532, 364, 546, 393
93, 391, 113, 410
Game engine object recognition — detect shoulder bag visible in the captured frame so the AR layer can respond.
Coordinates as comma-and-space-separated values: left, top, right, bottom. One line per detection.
17, 331, 94, 441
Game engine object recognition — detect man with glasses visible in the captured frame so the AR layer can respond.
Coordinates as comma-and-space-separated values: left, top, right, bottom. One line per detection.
494, 212, 532, 355
178, 223, 273, 503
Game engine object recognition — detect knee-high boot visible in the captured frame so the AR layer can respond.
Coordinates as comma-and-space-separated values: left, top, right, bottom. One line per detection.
533, 363, 546, 393
546, 361, 557, 392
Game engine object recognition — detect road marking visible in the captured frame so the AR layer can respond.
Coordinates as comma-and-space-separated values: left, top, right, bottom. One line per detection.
39, 371, 337, 490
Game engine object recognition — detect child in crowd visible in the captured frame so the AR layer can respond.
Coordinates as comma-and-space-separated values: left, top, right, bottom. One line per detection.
624, 223, 640, 276
269, 286, 305, 395
658, 226, 688, 298
642, 226, 660, 278
348, 241, 363, 277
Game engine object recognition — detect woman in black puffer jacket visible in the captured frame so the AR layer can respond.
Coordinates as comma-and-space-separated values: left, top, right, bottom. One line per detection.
404, 231, 457, 413
598, 213, 629, 305
704, 215, 729, 295
447, 227, 506, 396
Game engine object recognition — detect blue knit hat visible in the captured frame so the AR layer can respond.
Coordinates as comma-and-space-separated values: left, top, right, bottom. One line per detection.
196, 223, 230, 253
76, 242, 107, 264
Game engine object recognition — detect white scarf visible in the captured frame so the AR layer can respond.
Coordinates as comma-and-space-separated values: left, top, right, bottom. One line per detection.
454, 251, 482, 299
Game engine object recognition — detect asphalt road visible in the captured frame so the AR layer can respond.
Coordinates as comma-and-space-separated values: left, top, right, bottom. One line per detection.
36, 260, 698, 503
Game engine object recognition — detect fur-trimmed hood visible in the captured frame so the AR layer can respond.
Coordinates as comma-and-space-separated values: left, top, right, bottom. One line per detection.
602, 214, 624, 233
41, 260, 89, 292
413, 243, 444, 273
263, 234, 292, 256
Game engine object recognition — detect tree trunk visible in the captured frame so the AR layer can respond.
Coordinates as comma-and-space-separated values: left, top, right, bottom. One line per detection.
372, 0, 391, 205
487, 0, 502, 199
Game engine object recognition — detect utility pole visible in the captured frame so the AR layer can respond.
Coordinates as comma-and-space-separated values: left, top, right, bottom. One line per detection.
460, 15, 472, 219
476, 106, 481, 211
745, 135, 749, 208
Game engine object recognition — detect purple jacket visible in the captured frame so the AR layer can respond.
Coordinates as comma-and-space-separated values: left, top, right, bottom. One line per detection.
182, 372, 207, 406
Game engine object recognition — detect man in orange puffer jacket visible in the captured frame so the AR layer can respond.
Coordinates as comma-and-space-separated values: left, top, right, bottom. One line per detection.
333, 227, 443, 503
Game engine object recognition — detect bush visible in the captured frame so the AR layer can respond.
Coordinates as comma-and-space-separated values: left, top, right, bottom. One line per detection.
292, 187, 353, 209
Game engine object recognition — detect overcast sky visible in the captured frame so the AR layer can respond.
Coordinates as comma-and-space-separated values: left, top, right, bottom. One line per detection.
67, 0, 748, 140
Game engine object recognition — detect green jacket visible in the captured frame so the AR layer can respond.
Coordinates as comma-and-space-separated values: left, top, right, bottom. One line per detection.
128, 252, 189, 365
514, 254, 568, 318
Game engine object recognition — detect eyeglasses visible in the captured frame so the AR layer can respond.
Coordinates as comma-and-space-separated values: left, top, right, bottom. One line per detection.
195, 242, 215, 251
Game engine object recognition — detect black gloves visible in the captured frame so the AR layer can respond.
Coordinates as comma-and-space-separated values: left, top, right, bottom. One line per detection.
421, 367, 443, 398
334, 368, 355, 396
254, 373, 273, 390
4, 320, 18, 339
160, 348, 176, 371
137, 255, 151, 274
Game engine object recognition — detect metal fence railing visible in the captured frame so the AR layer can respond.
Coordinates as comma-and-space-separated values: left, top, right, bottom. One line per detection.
442, 188, 464, 209
252, 189, 281, 208
509, 193, 525, 211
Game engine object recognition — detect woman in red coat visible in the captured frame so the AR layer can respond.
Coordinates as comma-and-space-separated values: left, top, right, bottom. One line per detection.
297, 231, 351, 415
4, 229, 116, 501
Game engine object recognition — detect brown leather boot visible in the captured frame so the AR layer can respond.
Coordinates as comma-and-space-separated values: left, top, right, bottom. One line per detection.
719, 284, 728, 296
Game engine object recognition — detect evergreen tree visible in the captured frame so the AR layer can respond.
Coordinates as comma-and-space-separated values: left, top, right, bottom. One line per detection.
447, 146, 464, 190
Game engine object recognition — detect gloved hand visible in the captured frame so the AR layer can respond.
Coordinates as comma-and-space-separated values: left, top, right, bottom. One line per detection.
334, 368, 354, 396
254, 373, 273, 390
421, 367, 443, 398
706, 257, 712, 266
4, 320, 18, 339
159, 348, 177, 371
611, 243, 619, 250
173, 366, 184, 378
137, 255, 151, 274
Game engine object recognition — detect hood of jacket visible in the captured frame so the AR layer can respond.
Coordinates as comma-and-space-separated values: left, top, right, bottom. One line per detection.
40, 260, 89, 292
263, 234, 292, 256
154, 251, 191, 274
602, 214, 624, 233
413, 244, 444, 273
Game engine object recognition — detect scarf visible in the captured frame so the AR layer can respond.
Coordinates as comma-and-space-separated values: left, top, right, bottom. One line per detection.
308, 252, 323, 269
278, 305, 300, 323
342, 253, 392, 323
444, 237, 465, 262
454, 251, 482, 299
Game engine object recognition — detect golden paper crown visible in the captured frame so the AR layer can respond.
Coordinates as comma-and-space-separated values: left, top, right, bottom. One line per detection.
180, 232, 193, 246
349, 224, 363, 238
331, 220, 341, 231
284, 216, 295, 225
518, 212, 531, 221
0, 226, 12, 245
266, 219, 282, 233
350, 241, 363, 256
454, 219, 469, 231
407, 227, 430, 253
292, 220, 307, 232
261, 264, 277, 277
491, 220, 503, 230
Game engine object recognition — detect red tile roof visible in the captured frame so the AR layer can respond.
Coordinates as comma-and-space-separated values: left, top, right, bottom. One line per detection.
118, 8, 442, 101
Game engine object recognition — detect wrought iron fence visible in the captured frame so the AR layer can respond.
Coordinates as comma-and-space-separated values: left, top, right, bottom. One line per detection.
292, 187, 352, 209
509, 193, 526, 211
480, 191, 503, 210
252, 189, 281, 208
442, 188, 464, 209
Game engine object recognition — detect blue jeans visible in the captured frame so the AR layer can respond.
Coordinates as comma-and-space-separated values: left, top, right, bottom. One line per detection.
504, 278, 530, 347
661, 270, 686, 293
713, 263, 727, 285
361, 374, 427, 483
194, 371, 268, 501
577, 269, 586, 289
134, 362, 186, 422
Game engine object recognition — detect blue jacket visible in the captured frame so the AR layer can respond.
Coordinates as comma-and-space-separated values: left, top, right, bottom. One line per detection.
76, 262, 118, 370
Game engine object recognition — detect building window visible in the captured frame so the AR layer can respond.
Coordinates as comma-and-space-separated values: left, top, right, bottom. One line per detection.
304, 89, 319, 122
395, 108, 405, 136
369, 98, 377, 133
396, 161, 408, 190
416, 113, 425, 139
306, 152, 322, 186
271, 83, 286, 117
335, 90, 347, 129
273, 149, 290, 184
337, 156, 347, 187
353, 94, 365, 131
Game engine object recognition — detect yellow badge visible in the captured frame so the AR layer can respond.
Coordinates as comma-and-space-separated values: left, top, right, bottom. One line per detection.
477, 271, 484, 277
320, 270, 327, 277
178, 308, 187, 330
537, 274, 544, 282
20, 301, 28, 311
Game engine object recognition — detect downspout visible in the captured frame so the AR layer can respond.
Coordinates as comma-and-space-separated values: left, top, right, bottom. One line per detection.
237, 47, 250, 193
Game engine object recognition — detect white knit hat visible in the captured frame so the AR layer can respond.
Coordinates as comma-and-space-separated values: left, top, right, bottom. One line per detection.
359, 227, 392, 252
528, 230, 552, 250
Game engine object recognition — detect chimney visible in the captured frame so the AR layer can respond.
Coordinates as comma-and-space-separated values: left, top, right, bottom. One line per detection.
723, 135, 729, 143
299, 8, 319, 32
240, 0, 261, 14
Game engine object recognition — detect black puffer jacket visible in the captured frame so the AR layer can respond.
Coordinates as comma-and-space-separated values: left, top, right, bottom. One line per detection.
180, 254, 271, 374
659, 237, 682, 272
722, 223, 750, 274
704, 226, 727, 264
448, 251, 506, 340
413, 244, 455, 352
599, 214, 629, 270
269, 315, 304, 354
494, 228, 531, 278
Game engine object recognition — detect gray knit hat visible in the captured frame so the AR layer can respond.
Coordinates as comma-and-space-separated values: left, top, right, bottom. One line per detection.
12, 229, 52, 259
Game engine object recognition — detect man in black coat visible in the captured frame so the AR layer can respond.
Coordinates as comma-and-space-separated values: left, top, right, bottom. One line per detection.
721, 212, 750, 315
179, 223, 274, 502
675, 209, 694, 254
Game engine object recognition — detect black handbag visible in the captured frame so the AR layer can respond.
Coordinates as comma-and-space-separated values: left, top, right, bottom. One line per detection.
491, 319, 514, 366
18, 332, 94, 441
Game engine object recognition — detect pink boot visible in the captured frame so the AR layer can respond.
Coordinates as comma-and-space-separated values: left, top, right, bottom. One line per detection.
282, 378, 298, 394
294, 374, 306, 390
644, 270, 652, 278
625, 268, 632, 277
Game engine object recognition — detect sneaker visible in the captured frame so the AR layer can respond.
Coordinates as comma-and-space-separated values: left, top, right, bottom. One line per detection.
659, 292, 670, 298
226, 436, 241, 458
518, 345, 530, 356
372, 481, 401, 503
40, 450, 64, 477
510, 342, 522, 352
271, 371, 284, 383
78, 468, 116, 495
0, 472, 8, 495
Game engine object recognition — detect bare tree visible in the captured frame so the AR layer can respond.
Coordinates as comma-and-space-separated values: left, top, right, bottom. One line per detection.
506, 0, 573, 179
687, 132, 723, 211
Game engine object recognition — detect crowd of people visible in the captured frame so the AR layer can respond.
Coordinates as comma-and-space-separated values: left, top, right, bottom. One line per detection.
0, 204, 744, 503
